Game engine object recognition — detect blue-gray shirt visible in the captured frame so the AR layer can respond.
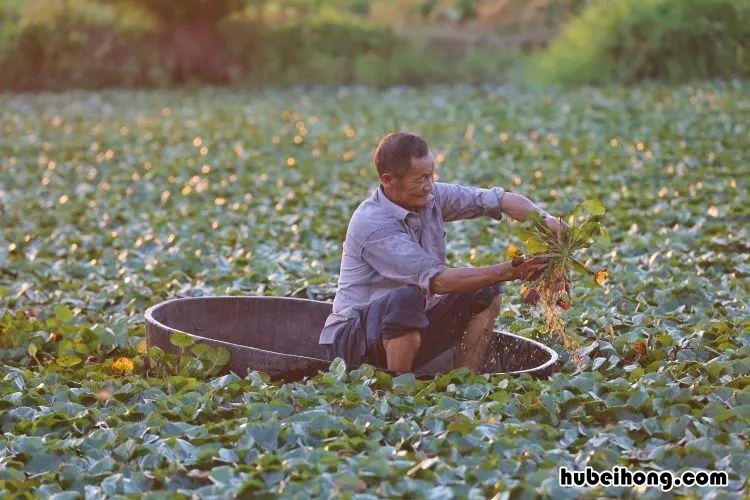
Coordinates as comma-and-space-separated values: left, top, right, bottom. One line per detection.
319, 182, 506, 344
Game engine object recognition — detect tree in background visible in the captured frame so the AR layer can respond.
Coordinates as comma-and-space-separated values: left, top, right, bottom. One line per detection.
123, 0, 247, 83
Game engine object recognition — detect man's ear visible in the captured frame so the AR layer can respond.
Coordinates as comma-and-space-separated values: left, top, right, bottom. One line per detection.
380, 172, 395, 187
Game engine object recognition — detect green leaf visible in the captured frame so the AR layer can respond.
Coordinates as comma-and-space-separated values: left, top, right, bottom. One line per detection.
209, 373, 241, 389
330, 357, 347, 381
525, 211, 545, 224
209, 465, 237, 487
146, 346, 165, 358
57, 354, 82, 367
734, 405, 750, 418
55, 305, 75, 323
524, 236, 549, 254
570, 257, 593, 277
0, 466, 24, 481
576, 220, 603, 241
209, 346, 230, 366
592, 227, 611, 249
580, 199, 606, 216
515, 226, 537, 242
191, 343, 215, 360
170, 331, 196, 349
392, 373, 416, 394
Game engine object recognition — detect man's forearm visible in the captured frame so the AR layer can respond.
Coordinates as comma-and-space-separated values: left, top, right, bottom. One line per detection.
501, 192, 550, 222
428, 192, 555, 295
430, 263, 516, 294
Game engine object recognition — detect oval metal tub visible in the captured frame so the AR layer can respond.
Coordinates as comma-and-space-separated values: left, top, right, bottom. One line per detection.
145, 296, 560, 380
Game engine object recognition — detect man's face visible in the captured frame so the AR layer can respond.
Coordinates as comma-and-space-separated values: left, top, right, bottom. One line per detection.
381, 154, 436, 212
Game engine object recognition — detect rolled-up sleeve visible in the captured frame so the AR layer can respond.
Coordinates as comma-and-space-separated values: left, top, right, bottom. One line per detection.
361, 228, 448, 294
434, 182, 505, 222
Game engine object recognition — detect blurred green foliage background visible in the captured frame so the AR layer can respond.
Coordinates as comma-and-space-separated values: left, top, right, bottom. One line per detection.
0, 0, 748, 90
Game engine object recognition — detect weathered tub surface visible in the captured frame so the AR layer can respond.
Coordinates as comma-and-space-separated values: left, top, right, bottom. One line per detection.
145, 296, 560, 380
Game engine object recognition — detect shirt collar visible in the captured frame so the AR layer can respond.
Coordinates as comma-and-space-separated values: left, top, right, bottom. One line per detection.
375, 184, 435, 220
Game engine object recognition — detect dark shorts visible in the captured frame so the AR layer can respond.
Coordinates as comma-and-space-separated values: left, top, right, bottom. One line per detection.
326, 284, 504, 370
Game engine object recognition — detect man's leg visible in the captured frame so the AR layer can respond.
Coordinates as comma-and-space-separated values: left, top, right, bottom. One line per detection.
455, 294, 502, 372
382, 331, 421, 372
359, 285, 429, 372
411, 284, 504, 373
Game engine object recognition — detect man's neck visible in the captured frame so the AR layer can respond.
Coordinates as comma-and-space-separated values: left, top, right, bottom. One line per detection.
380, 185, 417, 213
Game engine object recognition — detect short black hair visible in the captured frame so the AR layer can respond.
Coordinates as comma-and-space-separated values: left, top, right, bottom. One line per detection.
373, 132, 429, 178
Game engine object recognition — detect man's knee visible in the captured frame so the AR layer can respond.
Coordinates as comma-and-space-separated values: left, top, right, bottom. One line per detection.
385, 329, 421, 347
377, 286, 429, 341
382, 330, 421, 354
471, 292, 503, 316
388, 286, 426, 311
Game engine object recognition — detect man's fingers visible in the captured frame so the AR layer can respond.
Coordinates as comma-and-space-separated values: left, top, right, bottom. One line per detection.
512, 253, 552, 281
526, 268, 543, 281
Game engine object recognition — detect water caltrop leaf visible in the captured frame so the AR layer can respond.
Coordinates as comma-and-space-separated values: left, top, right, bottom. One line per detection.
191, 343, 215, 360
55, 305, 75, 323
330, 358, 347, 381
570, 258, 592, 277
580, 199, 606, 216
136, 339, 148, 354
0, 83, 747, 498
210, 346, 230, 366
57, 354, 82, 367
170, 331, 196, 349
524, 237, 548, 254
392, 373, 416, 394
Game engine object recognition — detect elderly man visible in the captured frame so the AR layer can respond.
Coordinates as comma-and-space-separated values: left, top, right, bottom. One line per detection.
319, 132, 562, 373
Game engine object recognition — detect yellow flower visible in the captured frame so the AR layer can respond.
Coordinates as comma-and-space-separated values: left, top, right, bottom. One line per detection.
594, 269, 609, 285
112, 357, 134, 375
506, 243, 522, 260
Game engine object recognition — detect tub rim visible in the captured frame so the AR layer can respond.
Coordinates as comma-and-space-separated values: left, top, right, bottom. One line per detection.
144, 295, 560, 376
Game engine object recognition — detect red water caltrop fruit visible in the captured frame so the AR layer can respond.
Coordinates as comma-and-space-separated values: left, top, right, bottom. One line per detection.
556, 298, 571, 310
520, 285, 539, 306
634, 340, 647, 356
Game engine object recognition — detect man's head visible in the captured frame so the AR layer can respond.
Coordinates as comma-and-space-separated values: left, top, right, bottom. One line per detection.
374, 132, 436, 212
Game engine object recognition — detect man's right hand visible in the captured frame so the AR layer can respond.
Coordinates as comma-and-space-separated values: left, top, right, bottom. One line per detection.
510, 254, 551, 281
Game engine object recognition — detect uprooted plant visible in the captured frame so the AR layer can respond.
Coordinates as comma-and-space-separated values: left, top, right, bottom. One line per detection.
509, 199, 610, 351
